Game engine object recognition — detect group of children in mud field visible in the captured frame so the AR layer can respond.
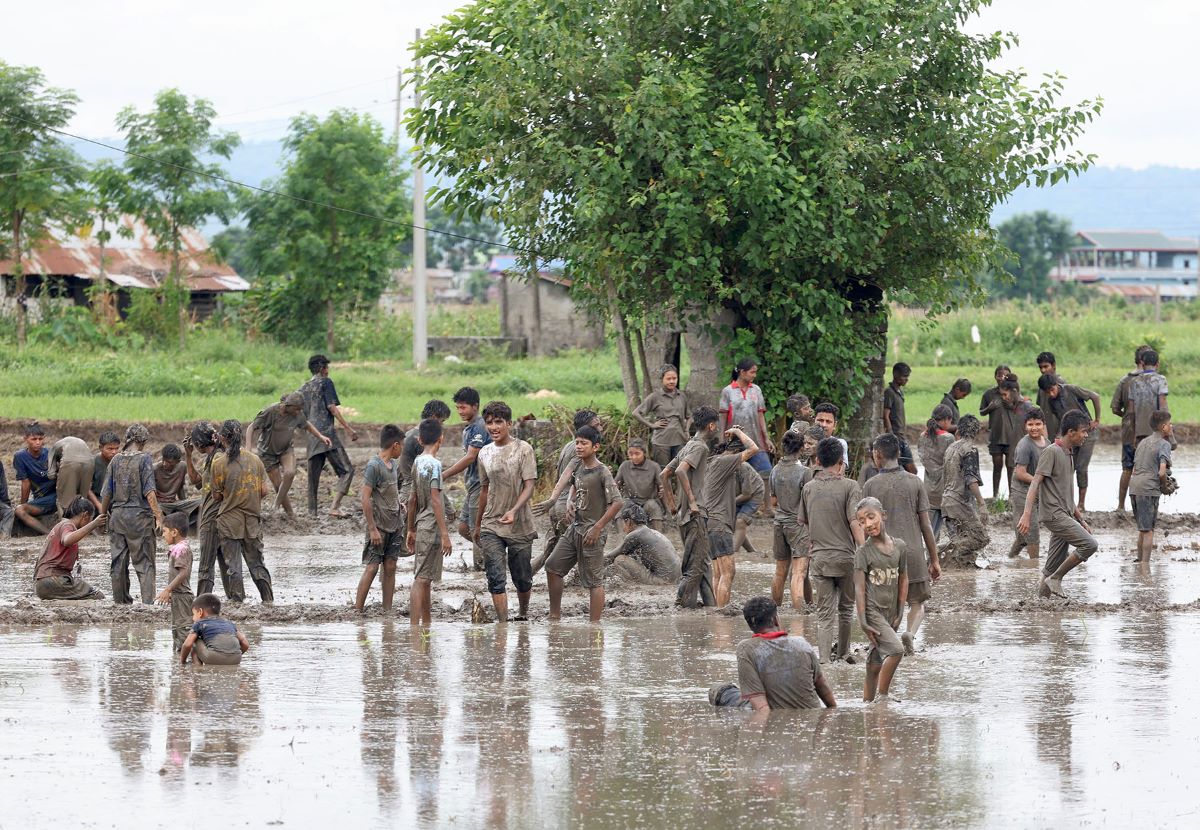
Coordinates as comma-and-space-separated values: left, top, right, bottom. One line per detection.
6, 346, 1177, 681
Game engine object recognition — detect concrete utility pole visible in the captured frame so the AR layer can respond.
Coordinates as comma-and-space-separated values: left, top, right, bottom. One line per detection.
411, 28, 428, 368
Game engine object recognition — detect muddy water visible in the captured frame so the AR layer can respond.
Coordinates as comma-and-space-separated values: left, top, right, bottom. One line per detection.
3, 612, 1199, 828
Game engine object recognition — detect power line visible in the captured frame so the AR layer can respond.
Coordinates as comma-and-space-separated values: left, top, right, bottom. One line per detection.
1, 112, 543, 259
213, 75, 397, 121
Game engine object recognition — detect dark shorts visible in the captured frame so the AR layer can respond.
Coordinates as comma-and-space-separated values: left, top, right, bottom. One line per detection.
708, 530, 735, 559
747, 451, 772, 474
907, 580, 932, 605
312, 442, 352, 477
362, 528, 405, 565
460, 484, 480, 528
736, 501, 759, 519
773, 524, 807, 561
545, 526, 605, 589
898, 436, 915, 468
1132, 495, 1160, 533
988, 442, 1008, 457
26, 493, 58, 514
1122, 442, 1139, 471
479, 531, 534, 594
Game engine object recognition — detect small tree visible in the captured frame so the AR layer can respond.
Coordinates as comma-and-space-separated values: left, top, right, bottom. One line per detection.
243, 110, 409, 352
117, 89, 240, 348
85, 160, 132, 326
0, 62, 86, 348
991, 211, 1075, 301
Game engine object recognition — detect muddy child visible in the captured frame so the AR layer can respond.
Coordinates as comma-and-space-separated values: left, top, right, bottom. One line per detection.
248, 391, 330, 519
156, 444, 201, 523
33, 497, 106, 600
882, 362, 918, 473
1115, 349, 1170, 511
799, 436, 865, 664
13, 421, 56, 535
406, 419, 454, 627
102, 424, 164, 604
917, 406, 955, 538
1009, 407, 1050, 559
734, 458, 763, 554
47, 435, 94, 514
356, 424, 406, 613
940, 379, 972, 433
1129, 410, 1173, 564
786, 394, 814, 436
863, 433, 939, 655
979, 365, 1012, 496
542, 425, 622, 622
723, 596, 837, 712
534, 409, 600, 576
632, 364, 691, 466
938, 415, 989, 565
474, 401, 539, 622
1037, 373, 1101, 512
186, 422, 236, 600
442, 387, 491, 571
398, 399, 453, 530
90, 431, 121, 515
770, 430, 813, 610
703, 428, 761, 607
156, 512, 194, 652
614, 438, 666, 533
661, 406, 721, 609
211, 420, 272, 603
854, 497, 908, 702
603, 503, 681, 585
1019, 410, 1097, 599
300, 354, 358, 518
181, 593, 249, 666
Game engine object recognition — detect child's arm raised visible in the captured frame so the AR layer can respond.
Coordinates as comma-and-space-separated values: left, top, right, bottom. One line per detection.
62, 513, 107, 547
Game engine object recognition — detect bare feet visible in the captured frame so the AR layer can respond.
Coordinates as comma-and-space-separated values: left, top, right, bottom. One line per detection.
901, 632, 914, 656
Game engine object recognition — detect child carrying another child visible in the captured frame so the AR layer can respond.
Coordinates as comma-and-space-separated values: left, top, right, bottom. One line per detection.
854, 497, 908, 702
156, 513, 194, 652
406, 418, 454, 627
181, 593, 249, 666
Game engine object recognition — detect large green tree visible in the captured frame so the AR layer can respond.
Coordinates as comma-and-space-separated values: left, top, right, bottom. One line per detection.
243, 110, 409, 351
990, 211, 1075, 301
117, 89, 240, 348
0, 62, 86, 348
409, 0, 1100, 462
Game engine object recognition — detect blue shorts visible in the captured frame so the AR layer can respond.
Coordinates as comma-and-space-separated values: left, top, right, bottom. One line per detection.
736, 501, 759, 518
1122, 442, 1138, 471
26, 493, 58, 514
747, 451, 772, 474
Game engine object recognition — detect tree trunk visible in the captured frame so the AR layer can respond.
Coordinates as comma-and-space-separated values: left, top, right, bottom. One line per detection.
844, 280, 888, 474
605, 274, 641, 408
326, 297, 336, 353
634, 328, 653, 397
530, 269, 542, 357
172, 231, 187, 350
13, 211, 25, 349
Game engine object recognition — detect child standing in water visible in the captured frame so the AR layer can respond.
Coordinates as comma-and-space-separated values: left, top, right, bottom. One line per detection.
156, 513, 194, 653
770, 430, 813, 609
407, 419, 454, 627
854, 497, 908, 702
917, 406, 955, 538
1009, 407, 1049, 559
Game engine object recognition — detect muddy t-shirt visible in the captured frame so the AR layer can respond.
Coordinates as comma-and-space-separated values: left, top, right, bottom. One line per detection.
635, 388, 691, 448
883, 384, 906, 435
609, 525, 681, 580
35, 519, 82, 580
669, 437, 710, 526
363, 455, 402, 534
211, 453, 266, 540
168, 541, 192, 595
1033, 442, 1075, 523
863, 467, 930, 584
1129, 371, 1169, 438
462, 416, 490, 491
854, 538, 907, 621
939, 393, 961, 427
1000, 400, 1032, 448
771, 459, 812, 529
554, 440, 578, 507
720, 382, 767, 445
737, 461, 764, 505
252, 403, 308, 456
412, 454, 444, 533
798, 472, 861, 577
104, 451, 154, 512
567, 460, 620, 533
615, 459, 662, 503
940, 439, 981, 520
397, 427, 422, 505
300, 375, 340, 454
1044, 383, 1092, 439
154, 461, 187, 503
1129, 434, 1171, 497
477, 439, 538, 539
1112, 372, 1139, 446
735, 635, 823, 710
1010, 436, 1047, 500
49, 437, 93, 475
198, 451, 221, 528
980, 387, 1004, 443
703, 453, 743, 534
917, 431, 953, 509
192, 617, 240, 654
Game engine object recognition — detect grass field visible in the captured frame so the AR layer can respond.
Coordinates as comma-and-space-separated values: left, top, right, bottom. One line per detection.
0, 300, 1196, 425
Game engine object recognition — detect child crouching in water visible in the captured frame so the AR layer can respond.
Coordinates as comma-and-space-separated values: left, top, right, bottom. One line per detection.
854, 497, 908, 702
156, 513, 194, 653
180, 593, 249, 666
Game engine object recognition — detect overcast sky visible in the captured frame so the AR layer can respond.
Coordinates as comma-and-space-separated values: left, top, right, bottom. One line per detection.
6, 0, 1196, 169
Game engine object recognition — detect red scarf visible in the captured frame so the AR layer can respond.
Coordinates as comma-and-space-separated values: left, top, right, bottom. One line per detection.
753, 630, 788, 640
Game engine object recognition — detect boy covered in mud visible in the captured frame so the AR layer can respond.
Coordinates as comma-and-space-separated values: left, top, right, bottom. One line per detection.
1129, 410, 1173, 563
726, 595, 837, 712
301, 354, 358, 518
90, 431, 121, 515
799, 437, 865, 663
155, 444, 201, 522
441, 387, 491, 571
786, 393, 814, 435
770, 430, 813, 610
356, 424, 405, 613
1037, 373, 1101, 512
703, 428, 761, 607
734, 459, 763, 554
1018, 410, 1097, 599
102, 424, 164, 604
210, 420, 272, 603
406, 418, 454, 627
614, 438, 665, 533
0, 458, 12, 537
156, 512, 194, 652
882, 362, 918, 473
542, 425, 622, 622
474, 401, 539, 622
938, 415, 989, 565
33, 497, 106, 600
1009, 407, 1050, 559
940, 378, 972, 432
181, 593, 249, 666
248, 391, 331, 519
661, 406, 721, 609
13, 421, 56, 535
863, 433, 939, 655
47, 435, 94, 513
603, 503, 681, 585
854, 497, 908, 702
534, 409, 600, 575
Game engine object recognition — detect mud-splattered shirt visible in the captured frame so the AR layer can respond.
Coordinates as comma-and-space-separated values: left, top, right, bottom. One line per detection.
566, 460, 620, 533
198, 450, 222, 528
1033, 442, 1075, 524
252, 403, 308, 456
211, 452, 267, 540
104, 451, 155, 512
154, 461, 187, 503
735, 634, 823, 710
666, 437, 710, 526
703, 453, 743, 535
798, 472, 861, 578
169, 541, 192, 595
300, 375, 340, 454
634, 387, 691, 448
14, 447, 53, 500
1130, 433, 1172, 497
917, 431, 953, 509
1129, 371, 1169, 439
363, 454, 402, 534
854, 537, 907, 621
720, 382, 767, 445
940, 438, 981, 520
35, 519, 82, 580
771, 458, 812, 529
412, 454, 444, 534
477, 439, 538, 539
863, 467, 930, 584
615, 459, 662, 504
1010, 436, 1048, 501
737, 461, 764, 506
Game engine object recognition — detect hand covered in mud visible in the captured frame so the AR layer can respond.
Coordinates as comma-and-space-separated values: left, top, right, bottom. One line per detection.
1017, 512, 1031, 535
499, 509, 517, 526
531, 500, 550, 515
368, 527, 382, 547
440, 533, 453, 556
349, 429, 359, 442
154, 587, 172, 605
320, 435, 333, 448
654, 418, 669, 429
862, 621, 879, 647
406, 530, 416, 554
583, 527, 601, 548
929, 558, 942, 581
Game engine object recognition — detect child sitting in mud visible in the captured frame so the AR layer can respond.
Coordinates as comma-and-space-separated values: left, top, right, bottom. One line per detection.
180, 593, 249, 666
156, 513, 194, 653
33, 497, 107, 600
853, 498, 908, 703
603, 503, 681, 585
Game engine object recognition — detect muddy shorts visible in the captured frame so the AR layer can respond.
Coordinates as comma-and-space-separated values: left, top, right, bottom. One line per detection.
480, 530, 534, 594
546, 526, 605, 589
1043, 517, 1098, 577
898, 436, 915, 469
907, 579, 931, 606
362, 529, 405, 564
258, 447, 295, 474
988, 442, 1008, 457
172, 591, 195, 653
708, 529, 735, 559
1132, 495, 1160, 533
736, 501, 759, 519
773, 524, 808, 561
459, 483, 480, 528
412, 533, 444, 583
194, 641, 242, 666
865, 610, 904, 663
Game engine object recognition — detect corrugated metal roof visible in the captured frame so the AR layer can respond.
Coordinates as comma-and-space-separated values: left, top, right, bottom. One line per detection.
0, 215, 247, 292
1096, 283, 1195, 299
1075, 230, 1198, 252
